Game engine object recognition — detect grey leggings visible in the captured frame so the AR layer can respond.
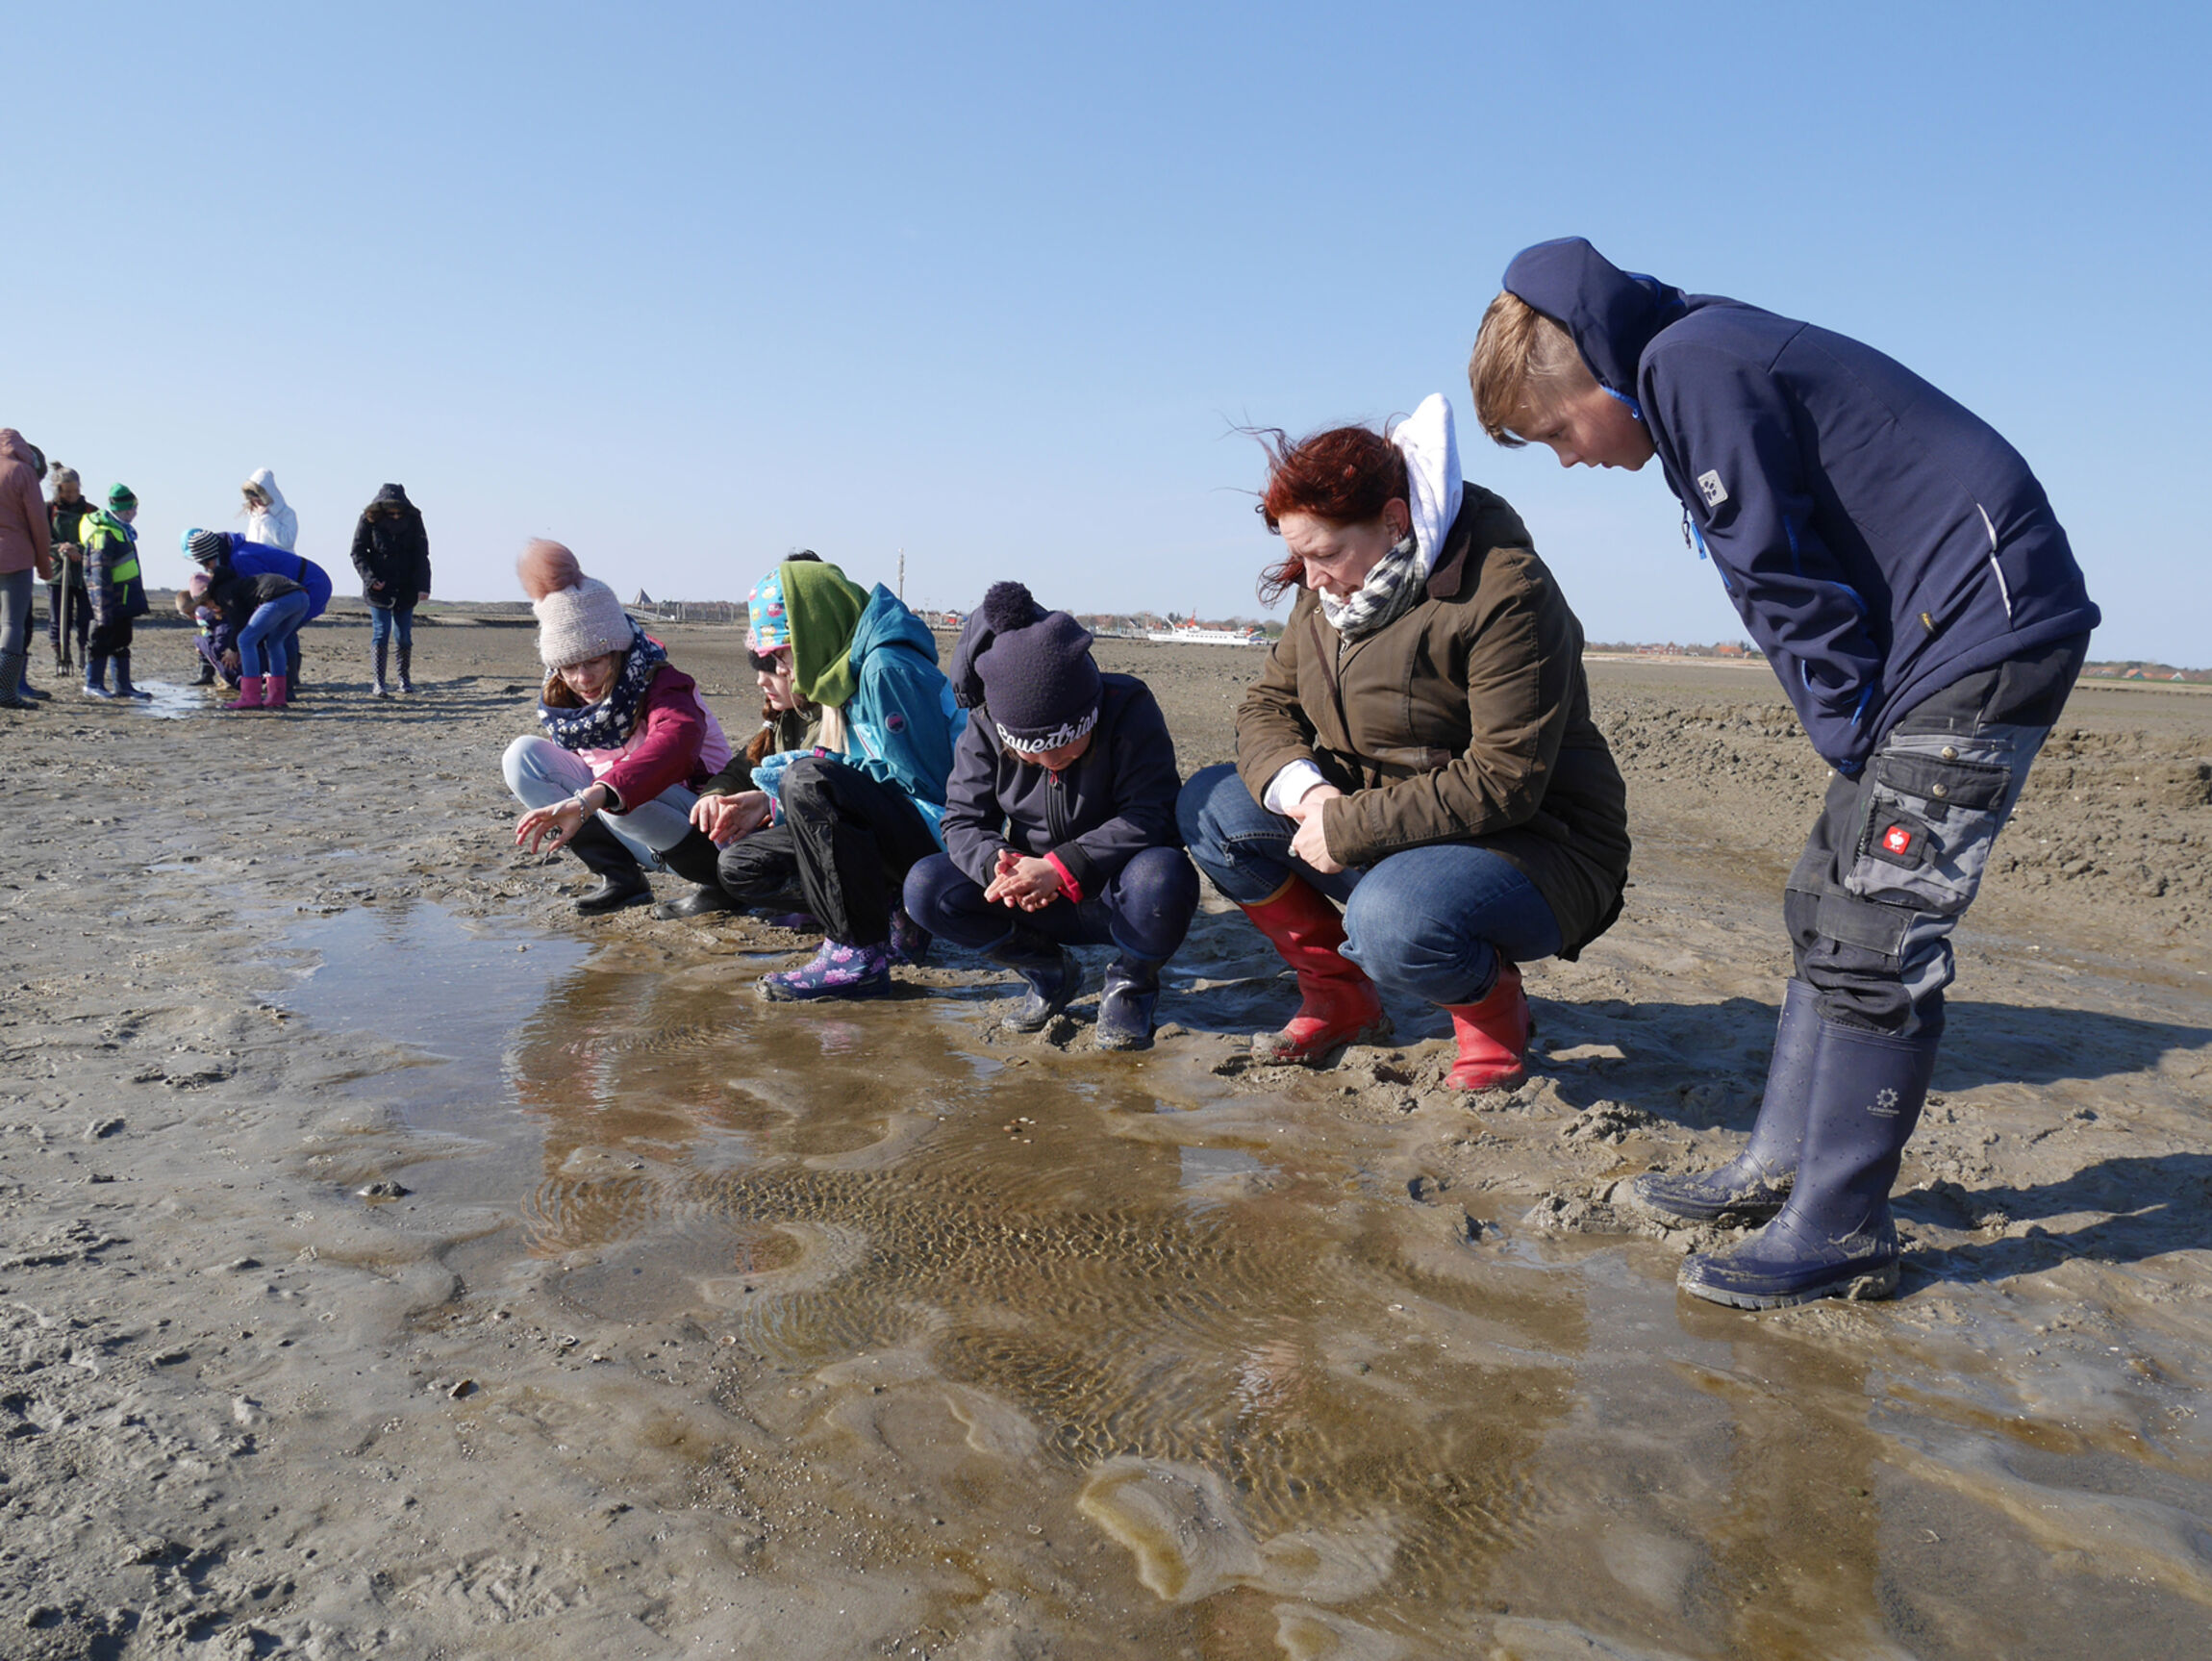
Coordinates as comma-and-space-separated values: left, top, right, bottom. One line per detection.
0, 569, 32, 659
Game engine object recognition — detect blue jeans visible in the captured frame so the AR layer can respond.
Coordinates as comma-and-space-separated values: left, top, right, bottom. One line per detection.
1177, 763, 1561, 1006
368, 600, 415, 652
903, 845, 1199, 964
237, 591, 310, 678
502, 734, 698, 867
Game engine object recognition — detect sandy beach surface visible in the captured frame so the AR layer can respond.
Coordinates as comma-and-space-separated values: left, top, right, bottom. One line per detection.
4, 613, 2209, 1659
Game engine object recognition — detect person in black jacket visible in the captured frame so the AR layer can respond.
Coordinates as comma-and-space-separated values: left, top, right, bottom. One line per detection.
348, 483, 431, 696
902, 582, 1197, 1049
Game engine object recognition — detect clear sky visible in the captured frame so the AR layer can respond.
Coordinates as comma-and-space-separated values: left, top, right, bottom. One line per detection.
9, 2, 2206, 661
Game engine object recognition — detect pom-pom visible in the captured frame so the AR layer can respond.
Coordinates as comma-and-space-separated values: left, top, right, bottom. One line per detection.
516, 539, 584, 600
980, 581, 1041, 632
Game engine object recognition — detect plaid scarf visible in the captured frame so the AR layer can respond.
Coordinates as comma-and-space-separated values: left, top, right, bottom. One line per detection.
536, 629, 666, 752
1318, 534, 1423, 642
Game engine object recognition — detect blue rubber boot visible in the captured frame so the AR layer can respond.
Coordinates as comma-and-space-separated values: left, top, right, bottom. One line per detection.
83, 653, 113, 698
1677, 1017, 1940, 1310
761, 938, 893, 1001
1631, 979, 1821, 1224
990, 922, 1081, 1032
1093, 954, 1165, 1051
113, 651, 153, 700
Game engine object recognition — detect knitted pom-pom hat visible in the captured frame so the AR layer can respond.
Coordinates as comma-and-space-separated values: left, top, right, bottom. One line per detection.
518, 539, 635, 668
972, 582, 1101, 753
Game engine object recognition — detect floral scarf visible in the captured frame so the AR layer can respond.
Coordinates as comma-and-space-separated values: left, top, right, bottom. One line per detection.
1318, 534, 1424, 642
537, 628, 666, 752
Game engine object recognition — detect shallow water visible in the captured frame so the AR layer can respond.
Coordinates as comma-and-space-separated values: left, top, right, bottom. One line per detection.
274, 902, 2212, 1658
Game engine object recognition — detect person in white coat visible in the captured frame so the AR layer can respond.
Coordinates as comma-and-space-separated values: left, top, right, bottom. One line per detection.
239, 468, 298, 551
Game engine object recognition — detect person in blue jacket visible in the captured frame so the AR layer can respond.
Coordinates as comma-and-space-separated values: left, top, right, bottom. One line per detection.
1471, 238, 2099, 1311
903, 582, 1198, 1050
184, 529, 334, 691
688, 556, 964, 1001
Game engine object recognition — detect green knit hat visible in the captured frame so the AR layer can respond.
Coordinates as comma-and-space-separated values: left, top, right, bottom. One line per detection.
107, 483, 138, 510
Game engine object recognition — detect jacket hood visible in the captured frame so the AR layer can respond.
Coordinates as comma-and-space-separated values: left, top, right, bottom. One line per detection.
1395, 394, 1463, 579
0, 429, 35, 469
1501, 237, 1688, 400
849, 583, 938, 667
245, 467, 289, 513
370, 483, 414, 511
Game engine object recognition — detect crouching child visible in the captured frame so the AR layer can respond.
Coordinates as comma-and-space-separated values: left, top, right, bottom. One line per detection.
904, 582, 1198, 1049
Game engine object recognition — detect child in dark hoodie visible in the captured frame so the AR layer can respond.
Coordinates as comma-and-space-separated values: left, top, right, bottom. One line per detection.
903, 582, 1197, 1049
1470, 238, 2100, 1311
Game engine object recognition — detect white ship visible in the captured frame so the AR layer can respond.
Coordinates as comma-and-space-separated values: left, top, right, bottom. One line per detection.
1144, 619, 1268, 646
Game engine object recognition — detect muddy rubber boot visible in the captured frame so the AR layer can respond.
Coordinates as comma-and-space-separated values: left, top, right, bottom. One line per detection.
990, 922, 1081, 1032
888, 907, 932, 967
1677, 1017, 1940, 1310
1441, 961, 1531, 1092
651, 830, 736, 919
1093, 954, 1165, 1051
396, 642, 415, 694
226, 675, 266, 711
82, 653, 113, 698
566, 818, 652, 917
1632, 978, 1820, 1225
192, 656, 216, 686
0, 650, 31, 710
1239, 878, 1391, 1065
371, 639, 390, 698
112, 651, 152, 700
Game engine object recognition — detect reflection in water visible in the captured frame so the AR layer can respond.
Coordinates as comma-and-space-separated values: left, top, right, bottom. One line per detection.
286, 904, 2212, 1656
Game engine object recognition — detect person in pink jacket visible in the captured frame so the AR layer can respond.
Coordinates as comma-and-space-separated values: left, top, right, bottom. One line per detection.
0, 429, 54, 712
501, 540, 738, 916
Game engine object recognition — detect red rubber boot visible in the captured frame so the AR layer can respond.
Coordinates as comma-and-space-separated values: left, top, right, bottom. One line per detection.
1239, 878, 1391, 1065
262, 674, 289, 710
226, 675, 265, 711
1442, 961, 1530, 1092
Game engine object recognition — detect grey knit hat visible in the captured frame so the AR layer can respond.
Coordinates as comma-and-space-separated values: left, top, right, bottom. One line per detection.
535, 577, 635, 668
187, 529, 229, 565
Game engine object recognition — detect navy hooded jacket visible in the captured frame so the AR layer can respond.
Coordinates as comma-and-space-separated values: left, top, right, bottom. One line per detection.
1502, 238, 2099, 773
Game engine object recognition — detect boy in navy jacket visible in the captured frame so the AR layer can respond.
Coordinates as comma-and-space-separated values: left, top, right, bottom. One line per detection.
1472, 238, 2098, 1310
903, 583, 1197, 1050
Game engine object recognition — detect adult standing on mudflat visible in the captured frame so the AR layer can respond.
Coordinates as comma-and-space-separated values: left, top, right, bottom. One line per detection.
45, 466, 97, 680
1473, 237, 2100, 1310
349, 483, 431, 696
0, 428, 54, 712
1177, 395, 1631, 1092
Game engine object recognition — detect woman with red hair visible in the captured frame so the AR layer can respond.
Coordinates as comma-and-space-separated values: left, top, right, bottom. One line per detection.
1176, 395, 1631, 1088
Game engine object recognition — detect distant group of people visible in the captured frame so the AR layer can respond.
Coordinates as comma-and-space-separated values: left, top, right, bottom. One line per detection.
0, 437, 435, 710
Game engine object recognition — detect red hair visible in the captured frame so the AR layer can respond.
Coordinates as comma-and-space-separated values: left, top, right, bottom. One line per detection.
1250, 424, 1409, 604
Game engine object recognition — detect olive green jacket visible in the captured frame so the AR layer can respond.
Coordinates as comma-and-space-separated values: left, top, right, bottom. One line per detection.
1235, 486, 1631, 957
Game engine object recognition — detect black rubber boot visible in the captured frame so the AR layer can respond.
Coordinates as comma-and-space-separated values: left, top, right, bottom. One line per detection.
1631, 978, 1820, 1224
1677, 1017, 1941, 1310
192, 657, 216, 686
397, 642, 415, 694
989, 922, 1081, 1032
372, 639, 390, 697
565, 818, 652, 917
83, 652, 112, 698
651, 830, 735, 919
1093, 954, 1164, 1051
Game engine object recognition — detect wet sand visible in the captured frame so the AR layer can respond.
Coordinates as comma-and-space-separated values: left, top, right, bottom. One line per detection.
3, 614, 2209, 1658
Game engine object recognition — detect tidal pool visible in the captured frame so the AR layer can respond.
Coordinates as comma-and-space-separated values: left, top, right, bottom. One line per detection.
273, 902, 2212, 1658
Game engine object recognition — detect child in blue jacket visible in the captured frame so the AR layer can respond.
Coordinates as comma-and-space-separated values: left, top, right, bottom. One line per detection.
1472, 239, 2099, 1311
690, 557, 964, 1001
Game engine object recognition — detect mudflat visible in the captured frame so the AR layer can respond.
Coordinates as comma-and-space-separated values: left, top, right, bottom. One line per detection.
4, 616, 2208, 1659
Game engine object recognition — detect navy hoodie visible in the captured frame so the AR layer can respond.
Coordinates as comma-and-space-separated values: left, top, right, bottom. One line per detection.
1502, 238, 2099, 773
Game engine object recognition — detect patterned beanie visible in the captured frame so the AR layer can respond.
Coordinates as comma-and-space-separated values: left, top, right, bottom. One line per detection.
185, 528, 228, 564
746, 567, 791, 651
973, 582, 1101, 753
535, 577, 635, 668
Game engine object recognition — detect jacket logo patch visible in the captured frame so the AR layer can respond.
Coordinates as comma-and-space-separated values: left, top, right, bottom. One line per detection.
1697, 469, 1728, 508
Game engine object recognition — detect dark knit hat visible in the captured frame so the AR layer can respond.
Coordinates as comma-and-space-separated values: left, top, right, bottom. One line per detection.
970, 582, 1101, 753
107, 483, 138, 510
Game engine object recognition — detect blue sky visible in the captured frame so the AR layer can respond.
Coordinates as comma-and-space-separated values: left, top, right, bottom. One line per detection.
9, 2, 2206, 661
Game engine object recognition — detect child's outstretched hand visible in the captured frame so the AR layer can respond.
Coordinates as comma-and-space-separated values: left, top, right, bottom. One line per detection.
985, 846, 1064, 912
515, 801, 582, 855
